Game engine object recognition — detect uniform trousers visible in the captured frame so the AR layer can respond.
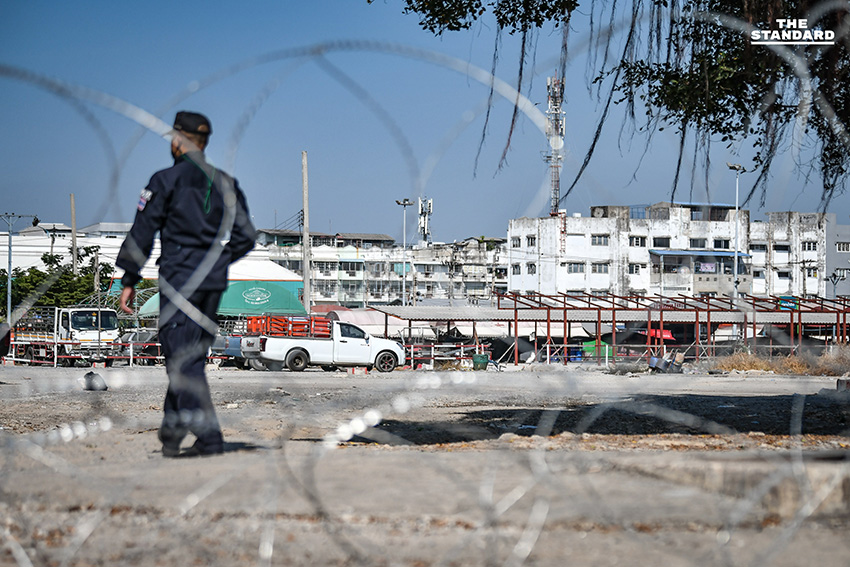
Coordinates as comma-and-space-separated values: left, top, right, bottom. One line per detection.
158, 289, 223, 449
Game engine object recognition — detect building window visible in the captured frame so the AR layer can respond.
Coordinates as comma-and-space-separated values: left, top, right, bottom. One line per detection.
806, 267, 818, 277
629, 206, 646, 219
753, 270, 764, 279
709, 208, 728, 221
777, 271, 791, 279
690, 208, 704, 220
802, 241, 817, 251
690, 238, 706, 248
511, 237, 521, 248
774, 244, 790, 252
714, 239, 730, 249
366, 262, 385, 275
628, 263, 643, 275
653, 236, 670, 248
751, 243, 767, 252
566, 262, 585, 274
591, 234, 609, 246
526, 235, 536, 247
629, 235, 646, 247
511, 264, 521, 275
650, 208, 670, 220
315, 281, 337, 297
312, 235, 334, 247
314, 261, 338, 274
339, 261, 362, 274
837, 242, 850, 253
591, 263, 609, 274
526, 262, 537, 275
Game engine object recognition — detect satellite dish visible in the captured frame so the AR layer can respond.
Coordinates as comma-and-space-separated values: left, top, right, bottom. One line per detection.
549, 136, 564, 150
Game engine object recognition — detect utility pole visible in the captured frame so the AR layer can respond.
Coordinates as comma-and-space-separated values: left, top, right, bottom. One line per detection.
396, 199, 413, 306
301, 151, 311, 314
726, 163, 745, 299
70, 194, 78, 275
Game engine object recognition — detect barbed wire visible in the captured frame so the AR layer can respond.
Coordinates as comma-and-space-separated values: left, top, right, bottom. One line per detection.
3, 10, 850, 566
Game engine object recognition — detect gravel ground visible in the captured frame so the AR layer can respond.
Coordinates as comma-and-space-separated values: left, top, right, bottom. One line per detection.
1, 364, 850, 567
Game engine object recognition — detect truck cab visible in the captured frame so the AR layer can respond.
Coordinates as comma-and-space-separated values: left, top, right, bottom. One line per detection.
12, 306, 120, 365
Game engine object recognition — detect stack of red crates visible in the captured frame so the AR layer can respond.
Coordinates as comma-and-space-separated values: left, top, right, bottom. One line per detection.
244, 315, 331, 338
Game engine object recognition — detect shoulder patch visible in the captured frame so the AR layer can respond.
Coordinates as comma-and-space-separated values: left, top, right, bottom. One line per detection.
137, 189, 153, 211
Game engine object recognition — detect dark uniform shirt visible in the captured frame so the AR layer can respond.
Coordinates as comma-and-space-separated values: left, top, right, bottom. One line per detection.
117, 151, 256, 292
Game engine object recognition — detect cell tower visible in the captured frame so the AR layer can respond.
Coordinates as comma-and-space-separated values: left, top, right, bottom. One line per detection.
544, 76, 565, 216
418, 196, 433, 243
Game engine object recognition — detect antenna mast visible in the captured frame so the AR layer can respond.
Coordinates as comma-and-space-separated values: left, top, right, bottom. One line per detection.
544, 76, 565, 216
418, 197, 432, 244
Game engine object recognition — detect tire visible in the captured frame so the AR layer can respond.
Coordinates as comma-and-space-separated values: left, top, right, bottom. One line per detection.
266, 361, 284, 372
24, 347, 35, 366
374, 351, 397, 373
286, 350, 309, 372
248, 358, 267, 371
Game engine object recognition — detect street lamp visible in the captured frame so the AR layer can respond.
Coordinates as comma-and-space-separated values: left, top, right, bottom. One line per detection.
828, 270, 846, 298
2, 213, 39, 322
726, 163, 745, 300
395, 199, 413, 306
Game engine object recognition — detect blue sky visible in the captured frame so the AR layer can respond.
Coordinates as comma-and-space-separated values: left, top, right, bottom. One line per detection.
1, 1, 841, 244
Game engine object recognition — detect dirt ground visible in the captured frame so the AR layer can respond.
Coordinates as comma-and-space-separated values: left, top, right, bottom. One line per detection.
2, 365, 850, 566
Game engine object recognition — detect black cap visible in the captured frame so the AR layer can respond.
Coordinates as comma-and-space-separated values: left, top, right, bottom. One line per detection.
173, 111, 212, 136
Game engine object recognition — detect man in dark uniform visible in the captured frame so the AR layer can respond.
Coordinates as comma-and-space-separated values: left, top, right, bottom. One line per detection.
117, 111, 256, 457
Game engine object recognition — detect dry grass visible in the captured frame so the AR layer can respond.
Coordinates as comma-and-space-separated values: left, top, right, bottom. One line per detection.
713, 346, 850, 376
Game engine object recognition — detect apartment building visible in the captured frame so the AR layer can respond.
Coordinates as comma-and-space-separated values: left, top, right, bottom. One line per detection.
508, 202, 752, 297
261, 230, 507, 307
508, 203, 850, 299
749, 211, 850, 298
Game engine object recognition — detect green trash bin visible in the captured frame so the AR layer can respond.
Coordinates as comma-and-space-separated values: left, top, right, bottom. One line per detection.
472, 353, 489, 370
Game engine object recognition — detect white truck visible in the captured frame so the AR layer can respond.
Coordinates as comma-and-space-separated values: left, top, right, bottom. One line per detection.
11, 305, 120, 365
240, 316, 405, 372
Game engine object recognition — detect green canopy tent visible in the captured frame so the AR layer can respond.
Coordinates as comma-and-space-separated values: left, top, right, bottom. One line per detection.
138, 280, 306, 318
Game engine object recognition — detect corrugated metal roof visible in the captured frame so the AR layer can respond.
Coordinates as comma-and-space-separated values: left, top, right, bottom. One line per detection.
373, 305, 644, 322
374, 306, 542, 322
373, 304, 843, 325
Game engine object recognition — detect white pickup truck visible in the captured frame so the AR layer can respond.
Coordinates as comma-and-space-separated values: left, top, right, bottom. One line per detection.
241, 320, 406, 372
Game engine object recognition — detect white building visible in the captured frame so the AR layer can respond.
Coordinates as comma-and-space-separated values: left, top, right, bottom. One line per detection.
260, 230, 507, 307
749, 211, 844, 298
507, 203, 850, 300
508, 202, 752, 297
